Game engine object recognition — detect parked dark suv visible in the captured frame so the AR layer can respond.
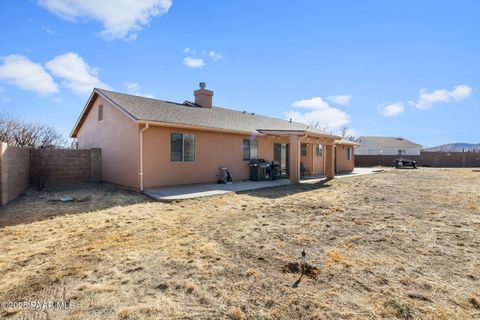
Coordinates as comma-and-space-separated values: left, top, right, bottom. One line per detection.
395, 159, 417, 169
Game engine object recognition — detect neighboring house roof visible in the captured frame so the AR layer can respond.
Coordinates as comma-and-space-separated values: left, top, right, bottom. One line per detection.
71, 88, 337, 138
336, 139, 359, 147
357, 136, 422, 148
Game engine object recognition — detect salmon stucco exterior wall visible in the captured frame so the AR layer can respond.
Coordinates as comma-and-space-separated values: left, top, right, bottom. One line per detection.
300, 143, 325, 175
76, 96, 140, 189
143, 126, 249, 187
336, 145, 355, 173
142, 127, 291, 188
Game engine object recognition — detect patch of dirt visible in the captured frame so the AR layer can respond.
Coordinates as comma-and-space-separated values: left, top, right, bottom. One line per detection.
283, 262, 320, 279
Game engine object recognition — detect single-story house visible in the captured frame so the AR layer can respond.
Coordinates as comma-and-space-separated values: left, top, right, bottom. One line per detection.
354, 136, 422, 156
71, 84, 356, 190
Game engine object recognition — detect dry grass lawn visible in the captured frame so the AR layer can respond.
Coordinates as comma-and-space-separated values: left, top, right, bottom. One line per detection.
0, 168, 479, 319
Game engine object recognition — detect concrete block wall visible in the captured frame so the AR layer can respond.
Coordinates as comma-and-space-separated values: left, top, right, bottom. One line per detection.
32, 149, 91, 186
6, 145, 31, 203
0, 143, 102, 206
1, 143, 31, 205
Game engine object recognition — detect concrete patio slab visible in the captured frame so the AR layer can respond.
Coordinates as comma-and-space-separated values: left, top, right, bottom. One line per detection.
338, 167, 383, 177
300, 167, 380, 183
143, 168, 380, 202
143, 179, 291, 201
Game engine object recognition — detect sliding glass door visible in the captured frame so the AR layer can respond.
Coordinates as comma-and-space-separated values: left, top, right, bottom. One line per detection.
274, 143, 289, 176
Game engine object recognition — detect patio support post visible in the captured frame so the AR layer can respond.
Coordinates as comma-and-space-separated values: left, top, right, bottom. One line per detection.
289, 135, 301, 183
311, 143, 315, 175
323, 143, 326, 175
325, 143, 335, 179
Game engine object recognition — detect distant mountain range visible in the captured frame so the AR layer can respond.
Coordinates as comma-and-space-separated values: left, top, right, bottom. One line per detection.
424, 143, 480, 152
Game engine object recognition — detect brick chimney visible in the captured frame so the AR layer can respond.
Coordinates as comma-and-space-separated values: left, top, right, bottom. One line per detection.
194, 82, 213, 108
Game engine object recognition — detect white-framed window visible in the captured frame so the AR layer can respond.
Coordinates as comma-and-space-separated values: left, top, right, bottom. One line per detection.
171, 133, 195, 162
243, 139, 258, 160
315, 144, 323, 156
398, 149, 406, 155
347, 147, 353, 160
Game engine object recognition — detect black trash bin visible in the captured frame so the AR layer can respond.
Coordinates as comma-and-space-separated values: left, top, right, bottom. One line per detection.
271, 160, 281, 179
249, 159, 270, 181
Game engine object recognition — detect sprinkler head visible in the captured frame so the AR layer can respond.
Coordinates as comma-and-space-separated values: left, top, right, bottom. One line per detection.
301, 249, 307, 264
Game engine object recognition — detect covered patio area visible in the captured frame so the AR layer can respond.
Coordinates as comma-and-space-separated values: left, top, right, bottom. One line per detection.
257, 129, 341, 183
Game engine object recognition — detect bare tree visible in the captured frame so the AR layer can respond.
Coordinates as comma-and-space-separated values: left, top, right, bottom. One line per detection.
308, 121, 328, 132
339, 125, 356, 141
0, 115, 68, 148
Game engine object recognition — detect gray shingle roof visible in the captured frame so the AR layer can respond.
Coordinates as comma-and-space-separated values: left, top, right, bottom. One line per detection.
96, 88, 329, 135
357, 136, 422, 148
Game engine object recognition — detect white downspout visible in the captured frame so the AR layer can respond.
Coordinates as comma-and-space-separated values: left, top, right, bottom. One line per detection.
139, 123, 149, 191
323, 143, 327, 176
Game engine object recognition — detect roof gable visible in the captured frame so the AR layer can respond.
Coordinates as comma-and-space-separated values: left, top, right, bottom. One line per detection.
70, 89, 137, 138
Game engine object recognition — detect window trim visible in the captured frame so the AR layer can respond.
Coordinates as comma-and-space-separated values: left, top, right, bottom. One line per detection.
243, 138, 258, 161
243, 139, 250, 161
315, 144, 323, 157
171, 132, 195, 162
347, 147, 353, 160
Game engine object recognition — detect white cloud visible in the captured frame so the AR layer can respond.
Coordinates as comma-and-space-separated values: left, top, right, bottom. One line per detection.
414, 84, 472, 109
378, 102, 404, 117
0, 55, 59, 95
450, 84, 472, 100
327, 94, 351, 106
46, 52, 109, 95
292, 97, 331, 109
285, 96, 350, 130
182, 48, 222, 68
208, 50, 222, 61
183, 56, 205, 68
38, 0, 172, 40
124, 81, 155, 98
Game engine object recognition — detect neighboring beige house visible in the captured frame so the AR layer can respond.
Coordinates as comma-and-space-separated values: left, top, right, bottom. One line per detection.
354, 136, 422, 156
71, 84, 355, 190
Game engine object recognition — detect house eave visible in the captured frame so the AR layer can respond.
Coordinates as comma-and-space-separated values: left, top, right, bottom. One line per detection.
256, 129, 341, 141
137, 120, 258, 136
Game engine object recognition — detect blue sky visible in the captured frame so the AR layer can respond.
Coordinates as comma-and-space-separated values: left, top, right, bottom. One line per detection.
0, 0, 478, 147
